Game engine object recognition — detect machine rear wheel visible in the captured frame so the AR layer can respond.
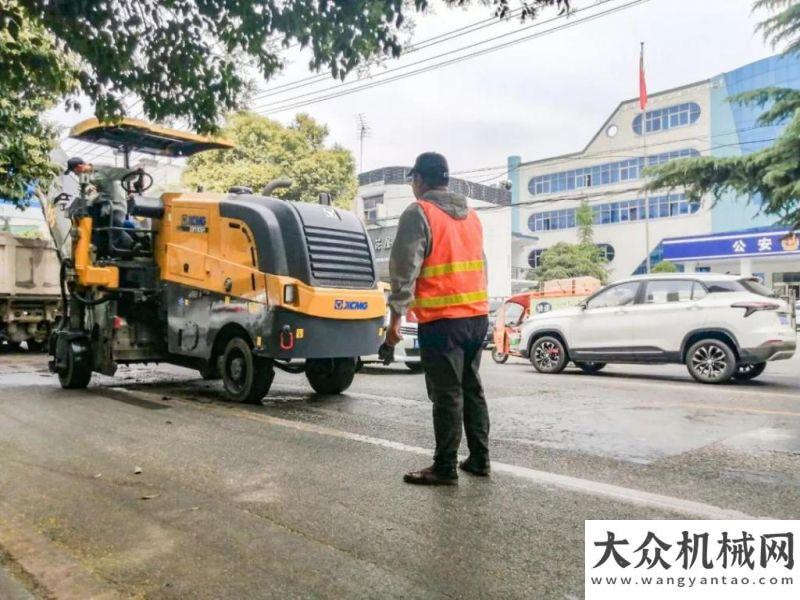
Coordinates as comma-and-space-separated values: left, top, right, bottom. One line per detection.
221, 338, 273, 403
58, 339, 92, 389
306, 358, 356, 394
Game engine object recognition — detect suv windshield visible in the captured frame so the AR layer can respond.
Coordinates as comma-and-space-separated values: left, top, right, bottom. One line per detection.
705, 278, 776, 297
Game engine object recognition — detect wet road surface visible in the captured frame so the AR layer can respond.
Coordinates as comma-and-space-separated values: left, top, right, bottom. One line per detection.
0, 346, 798, 598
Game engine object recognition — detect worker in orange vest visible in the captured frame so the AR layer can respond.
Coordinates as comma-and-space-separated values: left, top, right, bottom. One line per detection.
385, 152, 490, 486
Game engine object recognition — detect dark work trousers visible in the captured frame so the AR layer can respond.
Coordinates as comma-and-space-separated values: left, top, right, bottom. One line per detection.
417, 315, 490, 474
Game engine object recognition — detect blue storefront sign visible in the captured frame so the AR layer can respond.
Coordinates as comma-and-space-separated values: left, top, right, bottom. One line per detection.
663, 229, 800, 262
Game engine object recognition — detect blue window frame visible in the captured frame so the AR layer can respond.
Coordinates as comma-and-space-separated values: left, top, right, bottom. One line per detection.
527, 194, 700, 233
633, 103, 701, 135
528, 149, 699, 196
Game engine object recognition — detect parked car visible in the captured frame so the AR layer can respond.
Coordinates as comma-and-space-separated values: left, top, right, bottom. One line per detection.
796, 300, 800, 330
518, 274, 796, 384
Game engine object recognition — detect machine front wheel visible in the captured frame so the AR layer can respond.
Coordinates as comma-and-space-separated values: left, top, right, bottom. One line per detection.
58, 339, 93, 389
221, 338, 273, 403
305, 358, 356, 394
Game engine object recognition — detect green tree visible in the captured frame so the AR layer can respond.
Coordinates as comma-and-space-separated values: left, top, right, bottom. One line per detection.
2, 0, 568, 206
0, 0, 77, 205
651, 260, 679, 273
576, 199, 595, 246
533, 242, 609, 283
646, 0, 800, 229
533, 200, 608, 283
183, 111, 356, 206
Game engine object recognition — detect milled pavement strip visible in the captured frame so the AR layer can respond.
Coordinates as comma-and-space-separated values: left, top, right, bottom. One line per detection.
116, 387, 757, 520
0, 507, 122, 600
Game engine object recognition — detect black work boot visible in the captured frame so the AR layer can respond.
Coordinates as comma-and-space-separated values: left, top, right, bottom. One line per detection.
458, 458, 491, 477
403, 465, 458, 486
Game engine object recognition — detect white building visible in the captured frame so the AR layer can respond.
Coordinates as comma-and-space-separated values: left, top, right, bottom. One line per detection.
508, 54, 800, 295
354, 167, 512, 298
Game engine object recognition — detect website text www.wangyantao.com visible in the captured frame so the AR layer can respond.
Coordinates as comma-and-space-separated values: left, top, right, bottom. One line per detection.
590, 575, 794, 589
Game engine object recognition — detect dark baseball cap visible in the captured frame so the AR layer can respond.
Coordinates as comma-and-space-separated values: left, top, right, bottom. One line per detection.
65, 157, 86, 174
408, 152, 449, 183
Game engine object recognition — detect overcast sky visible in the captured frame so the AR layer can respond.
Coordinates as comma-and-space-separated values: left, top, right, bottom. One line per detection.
55, 0, 776, 183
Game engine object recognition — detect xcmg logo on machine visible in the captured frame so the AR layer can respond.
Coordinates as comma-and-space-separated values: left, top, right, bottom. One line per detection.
334, 300, 369, 311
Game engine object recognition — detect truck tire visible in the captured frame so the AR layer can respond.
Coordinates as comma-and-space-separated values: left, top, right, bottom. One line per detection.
221, 337, 273, 403
530, 336, 568, 374
306, 358, 356, 394
26, 339, 46, 352
686, 339, 736, 384
58, 339, 92, 389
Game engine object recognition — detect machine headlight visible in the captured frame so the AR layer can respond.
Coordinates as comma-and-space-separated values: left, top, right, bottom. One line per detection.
283, 284, 298, 305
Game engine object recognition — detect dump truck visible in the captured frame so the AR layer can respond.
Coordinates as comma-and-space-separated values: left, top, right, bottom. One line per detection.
0, 232, 61, 349
48, 118, 386, 402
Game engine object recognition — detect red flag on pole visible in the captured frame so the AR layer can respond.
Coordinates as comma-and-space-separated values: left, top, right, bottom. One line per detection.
639, 42, 648, 110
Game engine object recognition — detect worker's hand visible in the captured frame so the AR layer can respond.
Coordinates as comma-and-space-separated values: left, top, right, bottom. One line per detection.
385, 312, 403, 348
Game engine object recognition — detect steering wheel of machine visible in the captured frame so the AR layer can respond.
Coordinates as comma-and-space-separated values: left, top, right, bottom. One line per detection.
120, 169, 154, 195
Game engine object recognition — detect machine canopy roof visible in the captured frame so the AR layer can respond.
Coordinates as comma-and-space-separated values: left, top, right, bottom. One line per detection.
69, 118, 234, 157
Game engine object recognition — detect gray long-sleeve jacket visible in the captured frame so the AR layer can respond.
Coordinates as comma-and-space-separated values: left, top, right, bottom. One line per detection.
387, 189, 486, 316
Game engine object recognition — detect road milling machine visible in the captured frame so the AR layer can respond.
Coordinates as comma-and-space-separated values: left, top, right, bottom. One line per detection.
47, 118, 385, 402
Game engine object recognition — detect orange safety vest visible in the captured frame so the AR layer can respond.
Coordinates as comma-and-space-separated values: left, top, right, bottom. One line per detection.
410, 199, 489, 323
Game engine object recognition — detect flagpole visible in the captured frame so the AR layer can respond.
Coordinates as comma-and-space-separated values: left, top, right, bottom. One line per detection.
641, 42, 651, 274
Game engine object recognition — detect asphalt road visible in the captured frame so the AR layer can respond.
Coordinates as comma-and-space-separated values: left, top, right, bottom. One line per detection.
0, 345, 798, 599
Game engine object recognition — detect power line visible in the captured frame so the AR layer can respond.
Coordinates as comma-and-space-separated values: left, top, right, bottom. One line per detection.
254, 0, 649, 115
247, 4, 533, 102
252, 0, 626, 114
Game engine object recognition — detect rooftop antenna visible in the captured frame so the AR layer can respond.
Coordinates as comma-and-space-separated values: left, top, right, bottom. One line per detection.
356, 114, 371, 174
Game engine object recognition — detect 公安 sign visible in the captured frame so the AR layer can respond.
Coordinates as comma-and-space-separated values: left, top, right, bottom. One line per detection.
663, 230, 800, 262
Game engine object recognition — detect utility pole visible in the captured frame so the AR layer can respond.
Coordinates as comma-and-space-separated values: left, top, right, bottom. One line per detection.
356, 114, 370, 174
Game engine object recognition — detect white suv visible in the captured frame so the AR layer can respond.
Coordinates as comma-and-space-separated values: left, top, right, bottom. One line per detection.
519, 274, 796, 384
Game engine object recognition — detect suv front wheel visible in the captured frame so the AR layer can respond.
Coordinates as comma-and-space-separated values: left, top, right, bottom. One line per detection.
686, 339, 736, 384
530, 336, 568, 374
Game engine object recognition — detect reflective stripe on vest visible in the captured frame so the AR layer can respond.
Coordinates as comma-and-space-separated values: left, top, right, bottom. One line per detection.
410, 199, 489, 323
419, 259, 485, 279
411, 290, 489, 309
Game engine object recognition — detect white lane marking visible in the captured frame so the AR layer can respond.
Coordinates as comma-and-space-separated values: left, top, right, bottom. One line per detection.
119, 388, 756, 520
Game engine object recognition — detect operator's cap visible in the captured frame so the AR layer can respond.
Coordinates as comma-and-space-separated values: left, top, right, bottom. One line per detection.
408, 152, 449, 182
64, 157, 86, 174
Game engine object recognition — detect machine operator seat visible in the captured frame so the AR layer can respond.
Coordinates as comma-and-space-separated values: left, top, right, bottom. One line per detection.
128, 195, 164, 220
